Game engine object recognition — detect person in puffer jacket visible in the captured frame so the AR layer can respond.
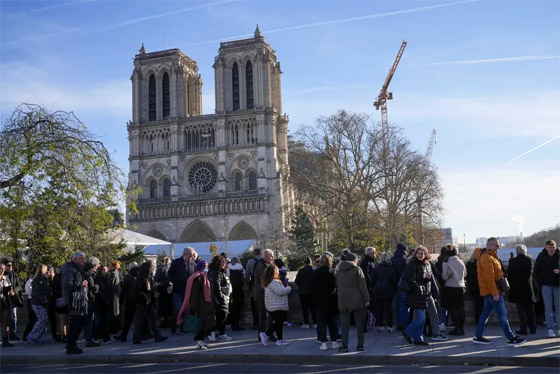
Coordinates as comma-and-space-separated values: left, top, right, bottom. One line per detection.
260, 264, 291, 347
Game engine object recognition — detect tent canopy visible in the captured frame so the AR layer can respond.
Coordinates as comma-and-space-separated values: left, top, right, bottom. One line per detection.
107, 229, 171, 253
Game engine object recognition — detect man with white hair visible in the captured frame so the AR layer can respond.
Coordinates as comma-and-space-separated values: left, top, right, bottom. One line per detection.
507, 244, 537, 335
168, 247, 199, 333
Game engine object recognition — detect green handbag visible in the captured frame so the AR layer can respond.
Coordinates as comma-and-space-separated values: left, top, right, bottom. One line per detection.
182, 311, 203, 334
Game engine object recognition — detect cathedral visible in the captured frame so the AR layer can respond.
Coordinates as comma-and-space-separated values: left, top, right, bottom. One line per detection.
126, 27, 294, 245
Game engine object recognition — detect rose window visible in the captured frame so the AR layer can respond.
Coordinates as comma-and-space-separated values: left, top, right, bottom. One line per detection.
188, 161, 217, 193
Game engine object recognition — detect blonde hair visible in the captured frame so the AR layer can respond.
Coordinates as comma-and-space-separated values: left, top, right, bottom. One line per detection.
261, 264, 279, 288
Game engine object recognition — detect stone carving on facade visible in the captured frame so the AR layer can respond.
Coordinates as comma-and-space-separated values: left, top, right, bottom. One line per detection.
166, 159, 171, 166
153, 164, 164, 177
213, 152, 219, 161
228, 152, 235, 160
250, 150, 257, 157
237, 155, 250, 170
141, 161, 149, 169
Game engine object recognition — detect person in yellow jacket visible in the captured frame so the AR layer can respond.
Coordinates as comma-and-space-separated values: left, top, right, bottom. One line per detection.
472, 237, 526, 346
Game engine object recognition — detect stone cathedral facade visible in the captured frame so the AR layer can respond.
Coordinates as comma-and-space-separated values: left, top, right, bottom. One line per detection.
126, 27, 293, 244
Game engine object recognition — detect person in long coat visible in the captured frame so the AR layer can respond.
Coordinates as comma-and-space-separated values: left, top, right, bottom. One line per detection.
371, 252, 398, 332
335, 252, 369, 352
177, 260, 216, 350
508, 244, 537, 335
402, 246, 432, 346
312, 254, 339, 351
442, 247, 467, 335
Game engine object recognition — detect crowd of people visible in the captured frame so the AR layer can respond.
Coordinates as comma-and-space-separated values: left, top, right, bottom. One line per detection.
0, 238, 558, 354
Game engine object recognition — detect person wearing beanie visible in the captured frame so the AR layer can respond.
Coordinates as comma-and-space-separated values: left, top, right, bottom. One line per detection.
335, 251, 369, 352
177, 260, 216, 350
391, 243, 409, 330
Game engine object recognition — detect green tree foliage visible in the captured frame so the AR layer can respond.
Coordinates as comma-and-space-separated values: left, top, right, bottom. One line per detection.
520, 225, 560, 248
0, 104, 125, 274
289, 206, 317, 258
209, 243, 219, 257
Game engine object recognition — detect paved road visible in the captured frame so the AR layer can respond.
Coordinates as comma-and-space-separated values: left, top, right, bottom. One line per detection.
2, 363, 559, 374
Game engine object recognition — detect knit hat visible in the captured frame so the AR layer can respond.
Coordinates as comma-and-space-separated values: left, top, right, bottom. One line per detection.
195, 260, 207, 272
396, 243, 408, 252
345, 252, 357, 262
322, 251, 334, 258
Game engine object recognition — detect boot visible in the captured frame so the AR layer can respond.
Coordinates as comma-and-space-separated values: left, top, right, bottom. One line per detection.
9, 331, 20, 341
2, 338, 14, 348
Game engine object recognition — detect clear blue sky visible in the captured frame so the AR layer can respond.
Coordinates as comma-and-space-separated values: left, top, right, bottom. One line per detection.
1, 0, 559, 243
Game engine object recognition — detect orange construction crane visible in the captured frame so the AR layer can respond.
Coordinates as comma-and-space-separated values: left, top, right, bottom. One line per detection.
374, 40, 407, 134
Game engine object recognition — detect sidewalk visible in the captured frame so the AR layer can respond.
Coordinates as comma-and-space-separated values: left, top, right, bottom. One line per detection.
1, 324, 559, 367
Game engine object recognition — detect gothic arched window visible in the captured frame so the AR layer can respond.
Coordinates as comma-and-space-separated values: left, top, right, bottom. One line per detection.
162, 72, 170, 118
163, 178, 171, 198
232, 63, 240, 111
248, 171, 257, 191
149, 74, 156, 121
150, 180, 157, 199
235, 173, 242, 191
246, 61, 253, 109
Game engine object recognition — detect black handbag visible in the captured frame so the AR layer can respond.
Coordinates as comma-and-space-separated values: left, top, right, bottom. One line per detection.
496, 277, 510, 293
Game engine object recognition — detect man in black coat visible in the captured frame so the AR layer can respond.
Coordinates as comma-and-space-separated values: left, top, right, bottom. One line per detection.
114, 262, 139, 341
534, 240, 560, 338
295, 257, 316, 328
168, 247, 199, 333
507, 244, 537, 335
61, 252, 88, 354
391, 243, 409, 330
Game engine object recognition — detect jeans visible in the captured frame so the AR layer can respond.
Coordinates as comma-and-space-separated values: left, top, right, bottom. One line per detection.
404, 309, 426, 342
339, 309, 365, 348
474, 294, 514, 340
10, 306, 17, 333
541, 285, 560, 330
395, 290, 409, 327
172, 292, 184, 331
83, 306, 95, 343
439, 307, 447, 324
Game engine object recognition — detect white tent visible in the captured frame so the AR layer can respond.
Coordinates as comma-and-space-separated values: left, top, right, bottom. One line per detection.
106, 228, 172, 254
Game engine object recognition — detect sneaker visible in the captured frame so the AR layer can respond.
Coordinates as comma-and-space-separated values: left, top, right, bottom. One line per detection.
331, 341, 339, 349
547, 329, 556, 338
113, 335, 127, 342
316, 339, 321, 344
196, 340, 208, 350
312, 324, 317, 329
432, 334, 449, 341
301, 324, 309, 329
377, 326, 385, 332
508, 336, 526, 346
218, 334, 233, 341
155, 336, 168, 343
356, 344, 364, 351
103, 339, 111, 345
439, 322, 446, 330
387, 327, 393, 333
414, 340, 429, 346
208, 331, 217, 342
320, 342, 328, 351
283, 321, 292, 327
338, 345, 349, 353
259, 332, 269, 347
472, 336, 491, 345
276, 339, 290, 346
402, 331, 413, 344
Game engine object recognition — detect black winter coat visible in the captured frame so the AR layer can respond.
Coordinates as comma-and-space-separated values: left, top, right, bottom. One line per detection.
535, 248, 560, 287
359, 256, 376, 293
295, 264, 314, 296
120, 267, 139, 305
391, 248, 407, 279
31, 275, 50, 306
507, 254, 537, 304
371, 262, 398, 300
311, 266, 337, 312
209, 268, 230, 311
465, 260, 479, 296
402, 258, 431, 310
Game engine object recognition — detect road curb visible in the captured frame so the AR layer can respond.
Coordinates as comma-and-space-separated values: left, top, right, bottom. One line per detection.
2, 353, 559, 367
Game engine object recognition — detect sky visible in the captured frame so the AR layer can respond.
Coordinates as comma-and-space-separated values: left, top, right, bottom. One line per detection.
1, 0, 559, 244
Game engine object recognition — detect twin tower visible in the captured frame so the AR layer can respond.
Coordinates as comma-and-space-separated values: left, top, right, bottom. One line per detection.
127, 27, 293, 247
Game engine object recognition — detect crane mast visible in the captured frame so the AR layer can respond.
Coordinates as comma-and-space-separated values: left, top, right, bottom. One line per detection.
374, 40, 407, 134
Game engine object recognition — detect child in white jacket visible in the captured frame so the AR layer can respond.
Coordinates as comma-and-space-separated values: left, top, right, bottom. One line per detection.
260, 264, 291, 346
